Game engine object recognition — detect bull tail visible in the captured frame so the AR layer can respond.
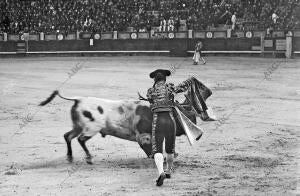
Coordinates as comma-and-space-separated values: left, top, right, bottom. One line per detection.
39, 90, 78, 106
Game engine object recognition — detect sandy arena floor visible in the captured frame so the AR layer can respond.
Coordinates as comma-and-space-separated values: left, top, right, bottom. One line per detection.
0, 56, 299, 196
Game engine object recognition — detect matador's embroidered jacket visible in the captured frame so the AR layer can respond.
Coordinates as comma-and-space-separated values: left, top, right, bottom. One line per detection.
146, 79, 192, 113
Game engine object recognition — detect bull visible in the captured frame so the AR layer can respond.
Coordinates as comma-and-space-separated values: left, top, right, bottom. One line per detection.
39, 77, 212, 164
39, 90, 196, 164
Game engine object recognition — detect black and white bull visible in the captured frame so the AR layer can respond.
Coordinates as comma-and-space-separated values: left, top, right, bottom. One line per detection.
39, 90, 196, 164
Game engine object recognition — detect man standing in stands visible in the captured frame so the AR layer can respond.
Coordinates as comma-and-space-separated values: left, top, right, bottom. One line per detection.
167, 17, 174, 31
231, 12, 237, 31
159, 18, 167, 32
193, 41, 206, 65
272, 11, 279, 27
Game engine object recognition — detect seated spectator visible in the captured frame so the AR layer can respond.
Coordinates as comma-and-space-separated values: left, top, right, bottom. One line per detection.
0, 0, 298, 34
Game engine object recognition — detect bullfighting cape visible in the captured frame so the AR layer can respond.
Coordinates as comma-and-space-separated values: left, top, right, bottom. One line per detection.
174, 106, 203, 145
174, 77, 213, 145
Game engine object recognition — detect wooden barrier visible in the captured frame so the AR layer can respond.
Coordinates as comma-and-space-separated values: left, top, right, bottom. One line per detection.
29, 34, 39, 41
8, 34, 20, 41
101, 32, 113, 39
138, 32, 149, 39
0, 29, 299, 57
118, 32, 131, 39
65, 34, 76, 40
45, 34, 56, 41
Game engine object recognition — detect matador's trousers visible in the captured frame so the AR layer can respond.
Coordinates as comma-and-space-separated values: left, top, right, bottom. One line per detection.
151, 111, 176, 155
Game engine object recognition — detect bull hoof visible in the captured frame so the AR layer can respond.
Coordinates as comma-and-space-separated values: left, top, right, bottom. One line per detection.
100, 133, 106, 138
67, 155, 73, 163
86, 156, 93, 165
174, 152, 179, 158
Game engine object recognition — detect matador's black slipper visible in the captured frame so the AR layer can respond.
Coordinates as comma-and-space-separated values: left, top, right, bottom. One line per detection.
165, 167, 174, 179
156, 172, 166, 186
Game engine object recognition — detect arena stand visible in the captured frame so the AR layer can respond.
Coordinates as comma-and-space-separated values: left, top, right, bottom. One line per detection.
0, 0, 299, 57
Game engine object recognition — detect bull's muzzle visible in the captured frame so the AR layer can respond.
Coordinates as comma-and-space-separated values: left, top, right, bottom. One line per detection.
137, 133, 152, 157
138, 133, 151, 145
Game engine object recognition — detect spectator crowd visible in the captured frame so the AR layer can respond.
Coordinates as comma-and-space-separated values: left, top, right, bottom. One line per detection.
0, 0, 299, 34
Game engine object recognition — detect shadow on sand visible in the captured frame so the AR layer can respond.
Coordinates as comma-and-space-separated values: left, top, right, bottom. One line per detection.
21, 156, 155, 171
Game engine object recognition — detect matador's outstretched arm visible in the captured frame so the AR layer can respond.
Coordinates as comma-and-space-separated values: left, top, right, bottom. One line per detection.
174, 77, 194, 93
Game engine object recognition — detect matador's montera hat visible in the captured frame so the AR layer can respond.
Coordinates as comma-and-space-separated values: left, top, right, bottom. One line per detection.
149, 69, 171, 78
